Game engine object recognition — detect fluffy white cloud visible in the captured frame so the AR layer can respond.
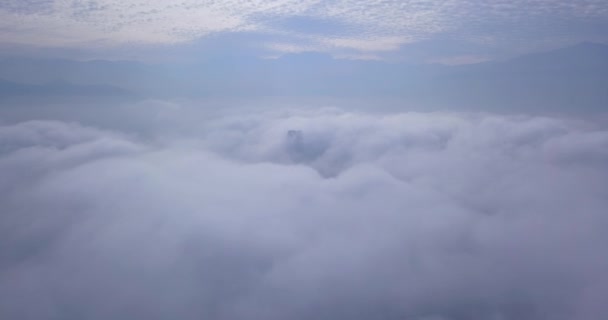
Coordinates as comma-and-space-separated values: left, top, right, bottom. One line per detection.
1, 107, 607, 320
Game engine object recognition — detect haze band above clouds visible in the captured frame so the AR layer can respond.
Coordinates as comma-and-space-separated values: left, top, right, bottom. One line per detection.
1, 107, 607, 320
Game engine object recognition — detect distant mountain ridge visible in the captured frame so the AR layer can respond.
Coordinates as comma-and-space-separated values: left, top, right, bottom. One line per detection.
0, 42, 606, 111
0, 78, 136, 98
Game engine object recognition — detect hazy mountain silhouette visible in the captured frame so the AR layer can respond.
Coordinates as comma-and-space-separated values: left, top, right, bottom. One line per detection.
426, 42, 608, 111
0, 42, 606, 111
0, 79, 136, 99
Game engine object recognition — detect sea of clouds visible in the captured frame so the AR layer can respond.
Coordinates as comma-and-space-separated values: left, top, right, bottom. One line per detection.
0, 103, 607, 320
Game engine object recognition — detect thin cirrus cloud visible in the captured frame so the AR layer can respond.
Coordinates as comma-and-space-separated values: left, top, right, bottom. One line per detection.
1, 0, 607, 58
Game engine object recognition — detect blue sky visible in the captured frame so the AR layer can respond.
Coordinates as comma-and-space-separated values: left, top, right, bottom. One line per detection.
2, 0, 608, 63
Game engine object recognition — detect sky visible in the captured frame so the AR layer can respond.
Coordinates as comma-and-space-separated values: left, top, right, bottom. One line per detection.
1, 2, 608, 320
1, 0, 608, 62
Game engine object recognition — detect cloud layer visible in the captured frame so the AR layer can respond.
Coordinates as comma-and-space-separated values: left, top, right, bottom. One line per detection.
1, 107, 607, 320
1, 0, 608, 58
